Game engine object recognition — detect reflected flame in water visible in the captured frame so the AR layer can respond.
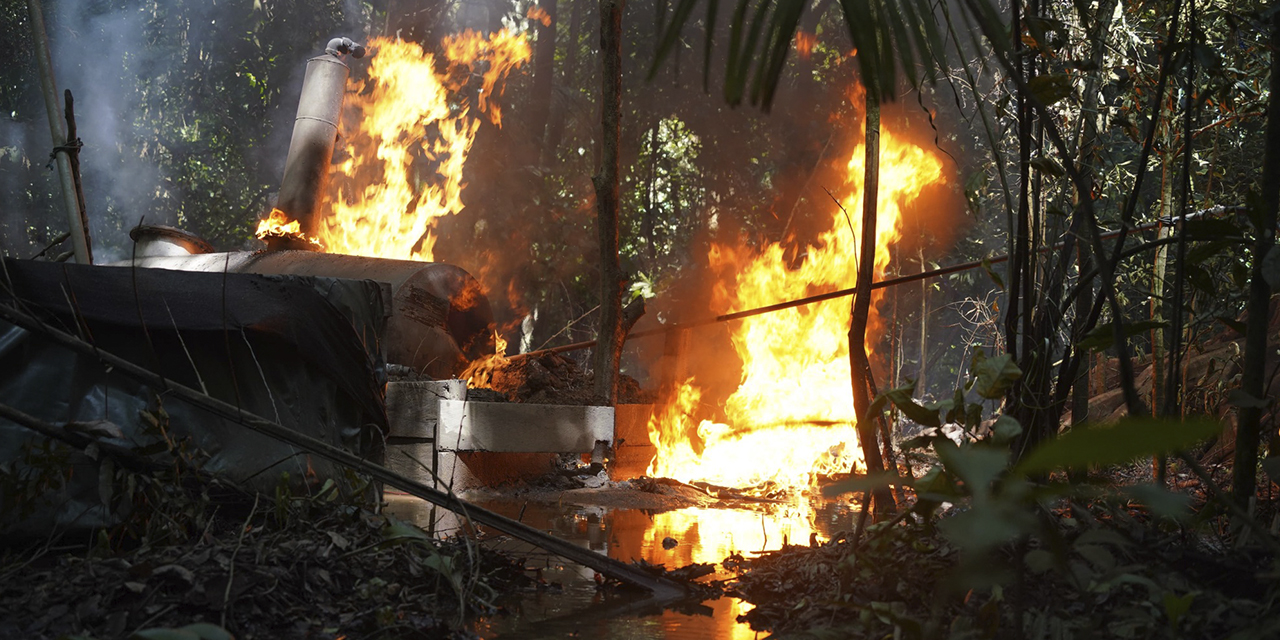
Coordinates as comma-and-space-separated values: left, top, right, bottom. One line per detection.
620, 506, 819, 640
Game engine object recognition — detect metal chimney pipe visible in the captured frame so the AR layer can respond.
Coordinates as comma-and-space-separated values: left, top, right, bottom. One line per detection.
276, 38, 365, 238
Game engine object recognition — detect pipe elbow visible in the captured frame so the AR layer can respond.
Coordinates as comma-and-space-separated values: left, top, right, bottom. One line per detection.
325, 37, 366, 59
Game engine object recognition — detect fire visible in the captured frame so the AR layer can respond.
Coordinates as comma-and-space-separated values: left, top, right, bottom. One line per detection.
526, 6, 552, 27
647, 126, 945, 491
462, 332, 509, 390
255, 208, 322, 248
317, 32, 530, 261
794, 30, 817, 61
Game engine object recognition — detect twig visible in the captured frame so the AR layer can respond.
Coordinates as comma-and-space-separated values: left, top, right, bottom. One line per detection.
534, 305, 599, 352
0, 402, 165, 474
240, 328, 281, 426
222, 493, 260, 629
30, 232, 70, 260
163, 298, 208, 395
824, 186, 859, 268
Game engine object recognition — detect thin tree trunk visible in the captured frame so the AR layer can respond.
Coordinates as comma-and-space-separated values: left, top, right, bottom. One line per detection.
1233, 9, 1280, 508
545, 0, 583, 154
1163, 0, 1197, 420
1153, 122, 1175, 482
849, 94, 894, 511
1005, 0, 1029, 366
642, 124, 660, 268
591, 0, 626, 405
530, 0, 558, 145
1154, 129, 1175, 414
1068, 0, 1117, 463
917, 246, 928, 397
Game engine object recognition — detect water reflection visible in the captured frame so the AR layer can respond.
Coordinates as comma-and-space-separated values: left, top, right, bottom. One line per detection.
385, 494, 857, 639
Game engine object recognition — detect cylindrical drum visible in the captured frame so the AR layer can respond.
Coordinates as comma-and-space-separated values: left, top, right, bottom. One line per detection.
277, 54, 349, 235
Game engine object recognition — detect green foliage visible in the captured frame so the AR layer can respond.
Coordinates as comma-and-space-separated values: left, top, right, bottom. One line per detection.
826, 352, 1223, 589
1015, 417, 1220, 475
651, 0, 955, 106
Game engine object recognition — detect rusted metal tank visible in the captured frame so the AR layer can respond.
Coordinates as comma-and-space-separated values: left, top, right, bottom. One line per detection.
113, 245, 495, 380
113, 38, 495, 379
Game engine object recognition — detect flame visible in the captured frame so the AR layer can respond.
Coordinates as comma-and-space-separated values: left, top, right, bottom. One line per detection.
526, 6, 552, 27
794, 31, 817, 61
317, 33, 530, 262
633, 507, 817, 638
647, 126, 945, 491
255, 208, 322, 248
462, 332, 509, 390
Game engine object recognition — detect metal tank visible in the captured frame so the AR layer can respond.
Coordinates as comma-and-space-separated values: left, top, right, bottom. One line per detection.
115, 247, 495, 380
113, 37, 496, 379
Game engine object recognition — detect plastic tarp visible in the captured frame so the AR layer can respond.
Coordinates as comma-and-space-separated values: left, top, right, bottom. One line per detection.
0, 258, 388, 538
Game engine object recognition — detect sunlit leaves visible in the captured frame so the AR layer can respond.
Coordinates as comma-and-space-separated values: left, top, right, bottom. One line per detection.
1027, 72, 1074, 106
970, 351, 1022, 399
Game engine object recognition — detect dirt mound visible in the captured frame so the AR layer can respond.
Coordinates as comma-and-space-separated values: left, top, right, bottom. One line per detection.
465, 351, 653, 405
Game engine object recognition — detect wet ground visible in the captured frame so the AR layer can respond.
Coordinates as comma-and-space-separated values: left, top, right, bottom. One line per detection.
385, 489, 860, 639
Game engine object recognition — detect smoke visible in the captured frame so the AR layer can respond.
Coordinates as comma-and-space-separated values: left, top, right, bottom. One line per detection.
45, 1, 191, 262
1, 1, 363, 261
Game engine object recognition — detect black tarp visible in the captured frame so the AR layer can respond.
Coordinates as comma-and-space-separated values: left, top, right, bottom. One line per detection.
0, 258, 388, 537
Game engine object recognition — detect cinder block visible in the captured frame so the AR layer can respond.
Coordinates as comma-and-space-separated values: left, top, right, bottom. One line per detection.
612, 404, 655, 480
437, 400, 614, 453
386, 380, 466, 438
613, 404, 654, 448
385, 441, 437, 486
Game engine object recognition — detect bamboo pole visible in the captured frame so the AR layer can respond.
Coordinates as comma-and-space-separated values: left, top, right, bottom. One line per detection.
0, 295, 686, 598
26, 0, 92, 264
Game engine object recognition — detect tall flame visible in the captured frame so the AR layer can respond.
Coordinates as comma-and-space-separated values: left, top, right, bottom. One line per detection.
316, 32, 530, 261
647, 126, 945, 491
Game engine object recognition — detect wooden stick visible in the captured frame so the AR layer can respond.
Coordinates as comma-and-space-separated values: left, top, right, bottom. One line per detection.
507, 206, 1242, 362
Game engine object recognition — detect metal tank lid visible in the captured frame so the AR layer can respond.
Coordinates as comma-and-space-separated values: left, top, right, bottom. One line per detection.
129, 225, 216, 257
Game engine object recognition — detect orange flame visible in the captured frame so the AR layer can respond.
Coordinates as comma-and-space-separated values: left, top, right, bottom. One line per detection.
794, 31, 817, 61
526, 6, 552, 27
462, 332, 510, 390
255, 208, 322, 248
318, 33, 530, 262
646, 126, 945, 491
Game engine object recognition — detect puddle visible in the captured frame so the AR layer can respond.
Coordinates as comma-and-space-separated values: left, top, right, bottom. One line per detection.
386, 493, 859, 639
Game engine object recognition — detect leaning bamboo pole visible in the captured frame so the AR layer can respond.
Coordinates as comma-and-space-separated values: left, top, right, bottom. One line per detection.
26, 0, 92, 264
0, 296, 687, 599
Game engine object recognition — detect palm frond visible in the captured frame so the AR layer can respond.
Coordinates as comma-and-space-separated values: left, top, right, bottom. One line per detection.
649, 0, 1004, 109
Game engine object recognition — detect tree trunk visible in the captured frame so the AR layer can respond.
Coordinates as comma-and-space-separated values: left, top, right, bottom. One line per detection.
1004, 0, 1029, 365
1067, 0, 1117, 454
917, 246, 928, 397
529, 0, 558, 146
1233, 10, 1280, 508
591, 0, 626, 405
849, 94, 894, 511
1163, 1, 1198, 421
